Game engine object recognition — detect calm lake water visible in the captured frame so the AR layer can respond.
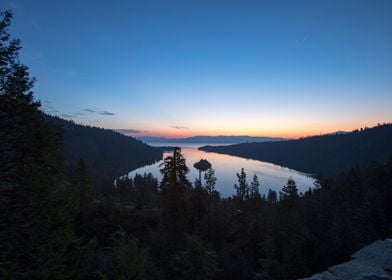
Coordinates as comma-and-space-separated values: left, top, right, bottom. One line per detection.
127, 143, 315, 197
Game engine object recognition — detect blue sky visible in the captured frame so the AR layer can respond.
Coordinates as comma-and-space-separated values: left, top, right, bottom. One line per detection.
2, 0, 392, 137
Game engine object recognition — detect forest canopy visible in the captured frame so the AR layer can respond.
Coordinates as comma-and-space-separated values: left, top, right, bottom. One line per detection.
1, 9, 391, 280
200, 124, 392, 175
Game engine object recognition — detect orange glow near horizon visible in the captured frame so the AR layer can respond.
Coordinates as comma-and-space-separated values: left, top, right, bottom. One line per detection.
125, 121, 384, 139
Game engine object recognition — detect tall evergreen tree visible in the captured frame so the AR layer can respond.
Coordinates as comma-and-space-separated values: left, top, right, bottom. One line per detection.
234, 168, 249, 202
203, 167, 217, 239
279, 177, 299, 200
0, 10, 62, 191
160, 147, 190, 188
250, 174, 261, 199
0, 11, 88, 278
159, 147, 191, 244
267, 189, 278, 203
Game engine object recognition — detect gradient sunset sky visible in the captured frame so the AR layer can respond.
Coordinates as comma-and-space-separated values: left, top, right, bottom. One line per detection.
2, 0, 392, 138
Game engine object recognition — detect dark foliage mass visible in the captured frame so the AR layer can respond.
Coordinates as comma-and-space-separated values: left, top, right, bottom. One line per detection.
45, 115, 162, 192
200, 125, 392, 175
63, 151, 392, 279
1, 10, 392, 280
113, 152, 392, 280
1, 11, 89, 278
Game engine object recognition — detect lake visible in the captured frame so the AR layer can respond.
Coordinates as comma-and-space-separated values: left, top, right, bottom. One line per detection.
126, 143, 316, 197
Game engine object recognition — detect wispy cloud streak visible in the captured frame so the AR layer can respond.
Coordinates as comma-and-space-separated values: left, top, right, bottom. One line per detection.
171, 125, 188, 130
100, 111, 115, 116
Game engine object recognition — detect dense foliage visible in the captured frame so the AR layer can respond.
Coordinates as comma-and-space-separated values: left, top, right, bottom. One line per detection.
200, 125, 392, 175
1, 10, 391, 280
45, 115, 162, 192
98, 151, 392, 280
0, 10, 90, 278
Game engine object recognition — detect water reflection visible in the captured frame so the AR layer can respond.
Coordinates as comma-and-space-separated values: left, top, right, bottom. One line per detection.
127, 143, 315, 197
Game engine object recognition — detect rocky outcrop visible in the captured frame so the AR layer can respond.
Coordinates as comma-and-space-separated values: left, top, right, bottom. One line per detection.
299, 239, 392, 280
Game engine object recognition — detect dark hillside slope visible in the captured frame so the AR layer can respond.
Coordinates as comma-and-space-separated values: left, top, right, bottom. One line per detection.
200, 124, 392, 175
45, 115, 162, 191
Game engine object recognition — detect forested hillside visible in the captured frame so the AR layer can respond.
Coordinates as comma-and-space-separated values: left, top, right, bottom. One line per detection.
45, 115, 162, 191
2, 9, 392, 280
200, 124, 392, 175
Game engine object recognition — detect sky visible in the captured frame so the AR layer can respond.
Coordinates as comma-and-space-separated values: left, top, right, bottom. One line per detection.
1, 0, 392, 138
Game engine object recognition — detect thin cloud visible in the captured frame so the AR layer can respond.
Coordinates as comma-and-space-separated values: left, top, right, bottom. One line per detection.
84, 109, 97, 113
100, 111, 115, 116
43, 105, 115, 119
171, 125, 189, 130
84, 108, 115, 116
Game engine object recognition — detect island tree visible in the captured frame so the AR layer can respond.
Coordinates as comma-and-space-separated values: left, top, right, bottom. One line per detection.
193, 159, 212, 184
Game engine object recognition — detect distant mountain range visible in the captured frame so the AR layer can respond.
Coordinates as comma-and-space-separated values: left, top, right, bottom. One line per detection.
137, 135, 286, 144
200, 124, 392, 175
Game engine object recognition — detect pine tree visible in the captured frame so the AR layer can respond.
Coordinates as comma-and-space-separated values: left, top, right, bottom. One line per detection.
0, 10, 62, 191
234, 168, 249, 201
279, 177, 299, 200
159, 147, 191, 244
267, 189, 278, 204
0, 11, 88, 278
160, 147, 190, 188
204, 168, 217, 196
250, 174, 261, 199
203, 167, 217, 239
